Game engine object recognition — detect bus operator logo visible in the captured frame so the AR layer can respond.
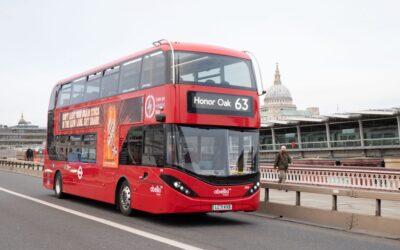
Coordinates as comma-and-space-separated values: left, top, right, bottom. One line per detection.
145, 95, 155, 118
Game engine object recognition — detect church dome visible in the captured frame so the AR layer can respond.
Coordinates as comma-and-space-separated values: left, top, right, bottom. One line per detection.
264, 64, 293, 103
264, 84, 292, 102
18, 113, 28, 126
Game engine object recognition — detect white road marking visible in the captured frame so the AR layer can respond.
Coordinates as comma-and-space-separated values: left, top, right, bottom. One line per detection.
0, 186, 202, 250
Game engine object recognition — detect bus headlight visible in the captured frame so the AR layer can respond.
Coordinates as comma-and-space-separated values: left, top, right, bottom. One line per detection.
173, 181, 181, 188
160, 175, 198, 197
245, 181, 261, 196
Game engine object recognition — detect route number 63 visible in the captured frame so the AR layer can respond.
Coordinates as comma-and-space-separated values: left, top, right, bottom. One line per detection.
235, 98, 249, 111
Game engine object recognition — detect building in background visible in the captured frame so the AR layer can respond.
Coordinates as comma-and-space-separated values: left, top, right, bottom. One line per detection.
260, 64, 319, 123
0, 114, 46, 159
259, 108, 400, 167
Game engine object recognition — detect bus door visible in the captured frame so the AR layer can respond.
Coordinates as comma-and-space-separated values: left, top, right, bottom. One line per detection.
119, 125, 165, 212
119, 126, 145, 208
136, 125, 165, 212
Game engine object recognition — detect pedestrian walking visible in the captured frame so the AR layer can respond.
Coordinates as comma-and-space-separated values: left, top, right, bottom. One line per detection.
25, 149, 30, 161
26, 148, 33, 161
274, 146, 292, 184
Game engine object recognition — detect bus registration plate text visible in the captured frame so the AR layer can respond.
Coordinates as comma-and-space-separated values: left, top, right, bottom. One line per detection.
212, 204, 233, 211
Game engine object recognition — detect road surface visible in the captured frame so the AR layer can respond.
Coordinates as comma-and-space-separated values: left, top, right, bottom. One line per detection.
0, 170, 399, 250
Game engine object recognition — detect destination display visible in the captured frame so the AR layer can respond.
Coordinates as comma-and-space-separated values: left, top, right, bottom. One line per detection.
187, 91, 254, 117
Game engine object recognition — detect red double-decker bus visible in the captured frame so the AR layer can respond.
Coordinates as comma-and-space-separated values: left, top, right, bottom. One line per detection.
43, 40, 264, 215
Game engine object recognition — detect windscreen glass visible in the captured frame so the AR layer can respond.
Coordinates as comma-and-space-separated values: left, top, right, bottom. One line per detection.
167, 125, 259, 176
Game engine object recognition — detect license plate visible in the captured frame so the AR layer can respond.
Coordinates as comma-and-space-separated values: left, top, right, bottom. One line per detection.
212, 204, 232, 211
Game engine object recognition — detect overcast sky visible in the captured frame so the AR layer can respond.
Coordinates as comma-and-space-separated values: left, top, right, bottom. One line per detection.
0, 0, 399, 127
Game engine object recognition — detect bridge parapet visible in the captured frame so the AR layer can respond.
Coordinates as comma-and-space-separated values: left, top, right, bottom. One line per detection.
260, 165, 400, 191
258, 182, 400, 238
0, 159, 43, 177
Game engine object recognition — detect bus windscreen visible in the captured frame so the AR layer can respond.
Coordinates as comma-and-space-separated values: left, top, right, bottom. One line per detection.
167, 125, 259, 177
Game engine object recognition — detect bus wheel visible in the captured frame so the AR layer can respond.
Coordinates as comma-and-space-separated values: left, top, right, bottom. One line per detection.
119, 181, 132, 216
54, 172, 64, 199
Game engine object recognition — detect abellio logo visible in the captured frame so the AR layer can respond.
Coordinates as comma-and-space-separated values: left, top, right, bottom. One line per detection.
150, 185, 163, 195
213, 188, 231, 197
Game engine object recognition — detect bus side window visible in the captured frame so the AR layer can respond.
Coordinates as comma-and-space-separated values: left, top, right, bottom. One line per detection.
119, 127, 143, 165
142, 125, 164, 167
101, 67, 120, 98
84, 73, 102, 102
68, 135, 82, 162
81, 134, 96, 163
48, 85, 59, 110
55, 135, 68, 161
57, 83, 72, 107
48, 133, 58, 161
70, 78, 86, 105
119, 58, 142, 94
140, 51, 166, 88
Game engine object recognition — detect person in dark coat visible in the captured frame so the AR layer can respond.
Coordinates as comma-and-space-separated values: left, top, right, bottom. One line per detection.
274, 146, 292, 183
26, 148, 34, 161
25, 149, 30, 161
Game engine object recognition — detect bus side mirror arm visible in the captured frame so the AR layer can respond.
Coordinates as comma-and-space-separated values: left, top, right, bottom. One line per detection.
153, 39, 175, 84
243, 51, 265, 96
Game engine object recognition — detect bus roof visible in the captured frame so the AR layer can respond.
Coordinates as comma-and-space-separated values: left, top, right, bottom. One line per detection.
57, 41, 252, 86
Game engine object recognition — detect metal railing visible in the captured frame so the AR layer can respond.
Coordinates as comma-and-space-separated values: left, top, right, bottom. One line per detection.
259, 182, 400, 237
0, 159, 44, 171
300, 141, 328, 149
260, 137, 400, 151
364, 138, 400, 146
329, 139, 362, 147
1, 158, 400, 192
260, 144, 274, 150
260, 165, 400, 191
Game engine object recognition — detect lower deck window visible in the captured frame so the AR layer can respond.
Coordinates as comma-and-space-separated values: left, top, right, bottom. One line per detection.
50, 133, 97, 163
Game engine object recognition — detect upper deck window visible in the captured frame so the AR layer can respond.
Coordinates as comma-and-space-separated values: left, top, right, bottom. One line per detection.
57, 83, 72, 107
84, 73, 102, 102
101, 67, 120, 98
119, 58, 142, 93
70, 77, 86, 105
175, 52, 256, 90
48, 86, 59, 110
140, 51, 166, 88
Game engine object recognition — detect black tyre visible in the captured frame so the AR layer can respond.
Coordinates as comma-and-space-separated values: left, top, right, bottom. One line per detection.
54, 172, 64, 199
119, 181, 133, 216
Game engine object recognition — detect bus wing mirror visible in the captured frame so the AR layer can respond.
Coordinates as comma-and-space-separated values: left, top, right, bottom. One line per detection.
156, 113, 166, 122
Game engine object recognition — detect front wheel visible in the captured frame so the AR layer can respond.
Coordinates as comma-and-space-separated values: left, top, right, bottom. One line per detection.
119, 181, 133, 216
54, 173, 64, 199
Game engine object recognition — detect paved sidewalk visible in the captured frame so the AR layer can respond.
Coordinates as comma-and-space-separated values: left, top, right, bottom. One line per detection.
260, 189, 400, 218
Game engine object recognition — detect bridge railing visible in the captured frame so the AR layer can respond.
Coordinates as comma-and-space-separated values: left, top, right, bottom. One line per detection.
260, 137, 400, 151
1, 159, 399, 192
260, 165, 400, 192
0, 159, 44, 171
258, 182, 400, 237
